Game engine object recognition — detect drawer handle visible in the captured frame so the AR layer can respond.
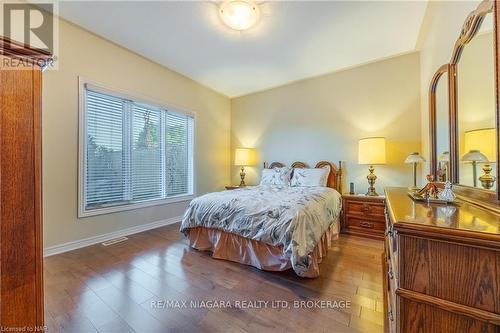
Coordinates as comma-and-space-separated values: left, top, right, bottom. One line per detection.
359, 221, 374, 228
361, 204, 371, 212
386, 226, 396, 237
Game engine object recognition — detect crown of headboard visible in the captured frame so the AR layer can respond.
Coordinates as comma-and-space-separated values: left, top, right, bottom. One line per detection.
263, 160, 342, 193
268, 162, 285, 169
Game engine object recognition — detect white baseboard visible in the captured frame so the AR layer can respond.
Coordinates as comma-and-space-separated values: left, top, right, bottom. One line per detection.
43, 216, 182, 257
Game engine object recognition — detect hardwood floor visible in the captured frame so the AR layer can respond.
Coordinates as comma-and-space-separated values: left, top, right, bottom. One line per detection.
44, 223, 385, 333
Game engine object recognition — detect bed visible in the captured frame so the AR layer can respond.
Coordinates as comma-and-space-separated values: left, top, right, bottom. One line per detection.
180, 161, 342, 278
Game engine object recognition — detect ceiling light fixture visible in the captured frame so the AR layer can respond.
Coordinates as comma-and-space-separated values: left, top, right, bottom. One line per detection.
219, 0, 260, 31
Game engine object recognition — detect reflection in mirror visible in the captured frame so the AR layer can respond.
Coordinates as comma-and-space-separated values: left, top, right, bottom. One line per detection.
438, 151, 450, 182
435, 72, 450, 182
458, 14, 496, 191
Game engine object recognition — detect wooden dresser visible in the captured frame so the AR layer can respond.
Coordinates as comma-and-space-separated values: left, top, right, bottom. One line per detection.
342, 194, 385, 240
384, 187, 500, 332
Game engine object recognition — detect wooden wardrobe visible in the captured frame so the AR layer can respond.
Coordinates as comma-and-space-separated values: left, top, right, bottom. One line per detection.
0, 37, 51, 329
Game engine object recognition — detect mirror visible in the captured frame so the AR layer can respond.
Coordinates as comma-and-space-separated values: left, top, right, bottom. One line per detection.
457, 12, 496, 191
436, 71, 450, 182
429, 64, 451, 181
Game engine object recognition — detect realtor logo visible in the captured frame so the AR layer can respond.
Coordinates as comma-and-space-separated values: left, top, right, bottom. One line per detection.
3, 3, 53, 52
1, 2, 58, 68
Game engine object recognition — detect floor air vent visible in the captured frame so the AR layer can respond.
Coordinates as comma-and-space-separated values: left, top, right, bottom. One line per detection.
101, 236, 128, 246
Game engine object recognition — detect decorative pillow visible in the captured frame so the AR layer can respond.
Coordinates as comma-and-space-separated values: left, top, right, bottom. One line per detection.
260, 167, 292, 186
290, 168, 329, 187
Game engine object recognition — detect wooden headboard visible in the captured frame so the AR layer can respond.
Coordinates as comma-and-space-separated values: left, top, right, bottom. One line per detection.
263, 160, 342, 193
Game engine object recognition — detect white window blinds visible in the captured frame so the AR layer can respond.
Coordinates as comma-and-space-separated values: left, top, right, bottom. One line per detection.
82, 86, 194, 214
86, 91, 126, 207
166, 113, 194, 196
132, 104, 163, 201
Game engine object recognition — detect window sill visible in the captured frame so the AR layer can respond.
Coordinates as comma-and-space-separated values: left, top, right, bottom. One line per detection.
78, 194, 195, 218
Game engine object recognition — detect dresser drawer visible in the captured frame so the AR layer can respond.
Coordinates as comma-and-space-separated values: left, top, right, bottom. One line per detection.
387, 265, 398, 332
346, 216, 385, 231
345, 200, 385, 217
385, 211, 399, 282
384, 247, 397, 333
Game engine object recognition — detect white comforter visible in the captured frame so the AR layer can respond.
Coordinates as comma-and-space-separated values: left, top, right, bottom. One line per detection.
180, 185, 342, 276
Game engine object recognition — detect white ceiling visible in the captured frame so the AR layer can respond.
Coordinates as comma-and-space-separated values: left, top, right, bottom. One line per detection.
58, 1, 428, 98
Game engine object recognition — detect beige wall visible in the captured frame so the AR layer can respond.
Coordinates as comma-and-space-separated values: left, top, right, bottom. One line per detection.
418, 0, 482, 177
231, 52, 421, 195
42, 19, 231, 248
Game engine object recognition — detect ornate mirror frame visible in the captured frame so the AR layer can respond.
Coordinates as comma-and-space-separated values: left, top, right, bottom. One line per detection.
429, 0, 500, 208
429, 63, 453, 179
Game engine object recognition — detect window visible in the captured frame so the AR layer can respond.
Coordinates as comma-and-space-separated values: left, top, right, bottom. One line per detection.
79, 81, 194, 217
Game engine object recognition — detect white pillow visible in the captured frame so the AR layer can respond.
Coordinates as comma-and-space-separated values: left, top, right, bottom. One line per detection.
290, 168, 329, 187
260, 167, 292, 186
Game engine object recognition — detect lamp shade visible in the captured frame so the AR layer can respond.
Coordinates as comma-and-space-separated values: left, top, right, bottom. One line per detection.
438, 151, 450, 162
358, 137, 386, 165
234, 148, 256, 166
404, 152, 426, 164
461, 150, 488, 162
464, 128, 496, 162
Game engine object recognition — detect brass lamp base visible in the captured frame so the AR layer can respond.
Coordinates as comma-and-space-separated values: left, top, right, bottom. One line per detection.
408, 163, 420, 193
479, 163, 496, 190
366, 165, 378, 196
239, 166, 246, 187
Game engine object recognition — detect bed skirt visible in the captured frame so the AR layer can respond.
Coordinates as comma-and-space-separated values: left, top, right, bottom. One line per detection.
186, 221, 339, 278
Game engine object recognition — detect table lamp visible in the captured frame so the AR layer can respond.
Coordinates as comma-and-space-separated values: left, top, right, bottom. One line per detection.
463, 128, 496, 189
358, 137, 386, 196
234, 148, 256, 186
404, 152, 426, 192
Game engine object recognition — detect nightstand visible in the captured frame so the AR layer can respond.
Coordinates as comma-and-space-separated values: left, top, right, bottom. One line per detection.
225, 185, 241, 190
341, 194, 385, 240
